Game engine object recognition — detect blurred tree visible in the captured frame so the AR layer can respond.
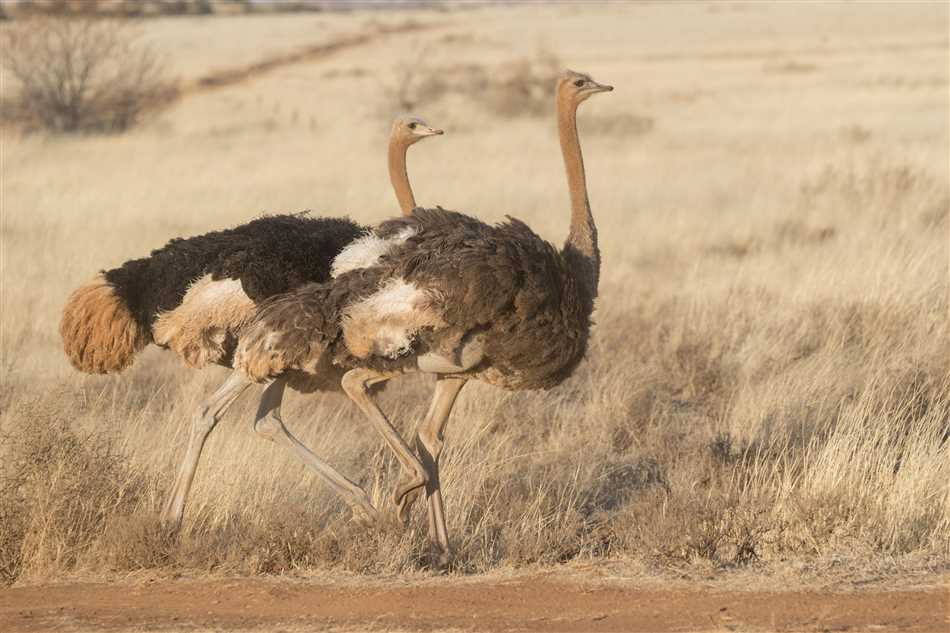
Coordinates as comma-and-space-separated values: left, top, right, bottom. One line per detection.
1, 17, 176, 133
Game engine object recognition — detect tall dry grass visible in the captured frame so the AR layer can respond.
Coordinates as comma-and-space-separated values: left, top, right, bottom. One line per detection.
1, 3, 948, 584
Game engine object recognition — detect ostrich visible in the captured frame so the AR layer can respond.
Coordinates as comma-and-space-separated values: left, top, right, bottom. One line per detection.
58, 115, 443, 528
232, 70, 612, 563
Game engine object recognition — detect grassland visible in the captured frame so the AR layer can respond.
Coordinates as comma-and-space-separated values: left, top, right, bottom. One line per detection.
1, 2, 948, 589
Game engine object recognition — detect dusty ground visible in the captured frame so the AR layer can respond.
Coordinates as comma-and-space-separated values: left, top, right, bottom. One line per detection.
2, 573, 947, 633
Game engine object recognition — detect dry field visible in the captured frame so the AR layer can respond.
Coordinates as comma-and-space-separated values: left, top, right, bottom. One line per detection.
1, 2, 949, 630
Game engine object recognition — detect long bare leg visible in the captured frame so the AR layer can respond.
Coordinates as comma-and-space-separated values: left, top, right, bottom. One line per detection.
253, 377, 379, 523
161, 371, 251, 529
410, 377, 466, 566
341, 368, 428, 514
398, 377, 467, 520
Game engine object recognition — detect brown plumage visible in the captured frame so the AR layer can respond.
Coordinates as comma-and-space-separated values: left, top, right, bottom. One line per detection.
237, 72, 612, 392
236, 207, 592, 391
381, 209, 594, 390
231, 71, 613, 565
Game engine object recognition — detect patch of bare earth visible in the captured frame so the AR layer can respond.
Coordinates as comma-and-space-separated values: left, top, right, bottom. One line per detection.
179, 21, 433, 97
1, 575, 946, 633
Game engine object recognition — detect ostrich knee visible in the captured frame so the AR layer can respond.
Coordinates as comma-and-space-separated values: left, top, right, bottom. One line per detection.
417, 426, 444, 465
254, 412, 284, 442
340, 369, 371, 400
193, 405, 217, 437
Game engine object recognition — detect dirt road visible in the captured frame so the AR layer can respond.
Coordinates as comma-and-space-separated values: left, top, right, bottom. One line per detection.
1, 575, 946, 632
179, 20, 432, 96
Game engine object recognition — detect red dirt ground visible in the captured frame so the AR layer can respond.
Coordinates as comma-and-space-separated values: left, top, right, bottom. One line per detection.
1, 575, 947, 632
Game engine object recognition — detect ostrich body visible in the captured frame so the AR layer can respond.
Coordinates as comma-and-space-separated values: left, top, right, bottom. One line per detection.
58, 115, 443, 527
61, 215, 365, 374
233, 71, 612, 563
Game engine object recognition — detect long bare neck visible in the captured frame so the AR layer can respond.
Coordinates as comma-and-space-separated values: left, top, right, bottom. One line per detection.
388, 135, 415, 216
559, 95, 600, 298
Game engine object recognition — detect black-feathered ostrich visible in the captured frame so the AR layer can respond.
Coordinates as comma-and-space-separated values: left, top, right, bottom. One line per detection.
59, 115, 443, 528
231, 70, 612, 564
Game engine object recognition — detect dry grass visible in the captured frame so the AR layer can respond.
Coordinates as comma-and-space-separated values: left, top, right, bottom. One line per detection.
1, 17, 176, 134
1, 2, 948, 585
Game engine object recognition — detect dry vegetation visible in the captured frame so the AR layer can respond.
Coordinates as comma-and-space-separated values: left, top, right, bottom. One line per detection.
1, 17, 176, 133
1, 3, 948, 586
378, 46, 564, 120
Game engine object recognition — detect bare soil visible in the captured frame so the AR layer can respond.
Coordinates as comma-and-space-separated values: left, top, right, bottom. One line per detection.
179, 20, 431, 97
1, 575, 946, 633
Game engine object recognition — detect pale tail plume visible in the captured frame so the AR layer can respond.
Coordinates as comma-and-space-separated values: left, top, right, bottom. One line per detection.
341, 278, 444, 359
330, 226, 418, 278
331, 113, 439, 278
59, 274, 149, 374
234, 329, 299, 384
234, 324, 330, 385
153, 275, 256, 368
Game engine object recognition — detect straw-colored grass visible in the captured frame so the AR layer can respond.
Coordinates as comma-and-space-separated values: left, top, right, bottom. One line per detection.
1, 2, 947, 584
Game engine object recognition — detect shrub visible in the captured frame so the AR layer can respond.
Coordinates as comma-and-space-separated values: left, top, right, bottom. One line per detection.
0, 16, 176, 133
0, 398, 149, 583
377, 49, 563, 121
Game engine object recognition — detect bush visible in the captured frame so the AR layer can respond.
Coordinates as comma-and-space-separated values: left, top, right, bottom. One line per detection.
481, 52, 560, 118
0, 398, 149, 583
0, 16, 176, 133
377, 49, 563, 121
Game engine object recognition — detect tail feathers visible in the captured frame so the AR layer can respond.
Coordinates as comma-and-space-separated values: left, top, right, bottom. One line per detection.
234, 324, 317, 383
233, 293, 331, 383
341, 278, 444, 359
60, 274, 149, 374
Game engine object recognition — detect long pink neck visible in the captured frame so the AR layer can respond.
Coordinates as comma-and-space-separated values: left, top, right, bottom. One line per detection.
558, 94, 599, 298
388, 135, 415, 216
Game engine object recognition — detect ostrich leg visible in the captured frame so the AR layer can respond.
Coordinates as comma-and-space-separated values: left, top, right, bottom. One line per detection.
397, 377, 466, 519
161, 371, 251, 529
341, 368, 429, 513
253, 377, 379, 524
408, 376, 467, 566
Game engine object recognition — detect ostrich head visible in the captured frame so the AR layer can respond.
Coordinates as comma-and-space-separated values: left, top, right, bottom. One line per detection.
392, 115, 443, 146
556, 70, 613, 106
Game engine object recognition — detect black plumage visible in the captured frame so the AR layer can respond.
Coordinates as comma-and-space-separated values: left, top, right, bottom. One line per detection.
106, 213, 365, 331
61, 213, 365, 374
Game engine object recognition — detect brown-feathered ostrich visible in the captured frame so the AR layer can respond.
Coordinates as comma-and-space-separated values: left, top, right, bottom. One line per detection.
231, 70, 612, 564
58, 115, 442, 528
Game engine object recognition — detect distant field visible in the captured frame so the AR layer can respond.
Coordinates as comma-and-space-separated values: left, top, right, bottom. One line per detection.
1, 1, 947, 604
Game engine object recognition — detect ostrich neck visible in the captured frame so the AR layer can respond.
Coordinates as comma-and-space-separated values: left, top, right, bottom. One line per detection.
559, 99, 600, 299
388, 137, 415, 216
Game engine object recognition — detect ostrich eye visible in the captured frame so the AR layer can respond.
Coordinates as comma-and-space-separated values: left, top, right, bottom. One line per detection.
573, 79, 585, 87
409, 122, 417, 129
